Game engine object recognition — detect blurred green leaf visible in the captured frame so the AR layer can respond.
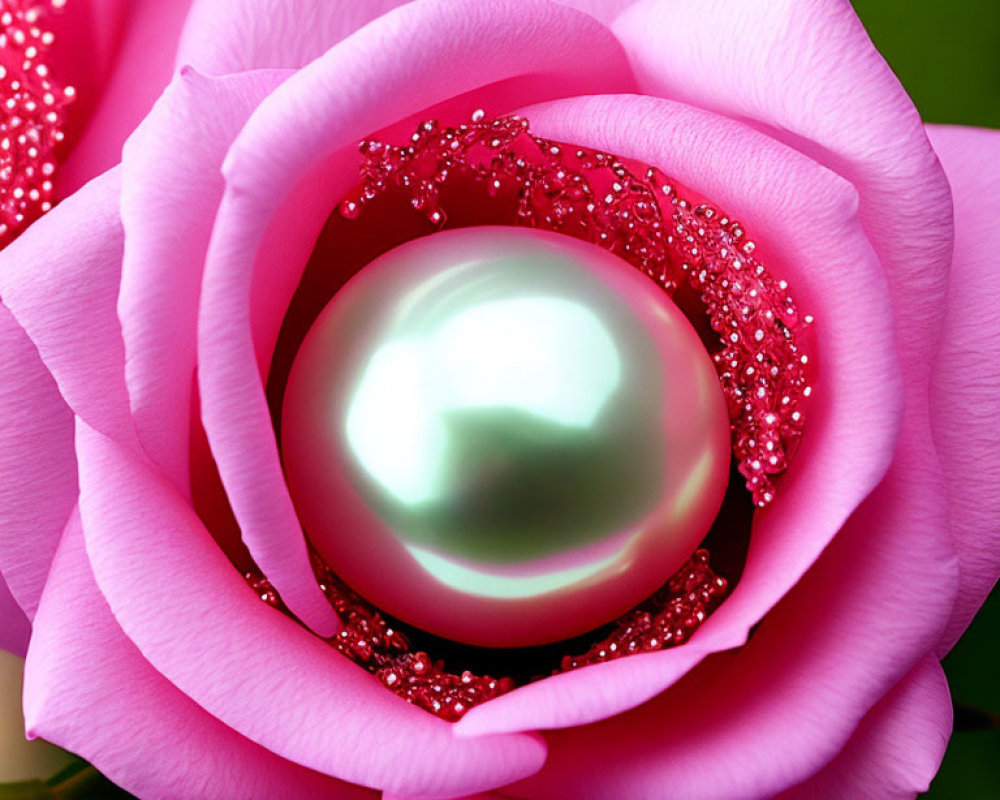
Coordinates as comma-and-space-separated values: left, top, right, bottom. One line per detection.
853, 0, 1000, 129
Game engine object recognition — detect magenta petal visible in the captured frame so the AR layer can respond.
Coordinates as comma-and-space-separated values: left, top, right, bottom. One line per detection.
926, 124, 1000, 652
24, 510, 375, 800
74, 419, 546, 797
56, 0, 194, 194
197, 0, 633, 639
456, 93, 901, 737
0, 305, 75, 622
776, 656, 951, 800
177, 0, 411, 74
118, 68, 290, 493
0, 169, 135, 446
0, 575, 30, 657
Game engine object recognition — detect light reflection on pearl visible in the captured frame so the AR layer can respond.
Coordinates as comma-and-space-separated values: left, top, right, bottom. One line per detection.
281, 227, 730, 647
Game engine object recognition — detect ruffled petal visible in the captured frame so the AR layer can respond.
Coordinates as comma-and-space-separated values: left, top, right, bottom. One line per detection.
456, 93, 901, 736
198, 0, 634, 639
75, 419, 547, 798
613, 0, 954, 371
0, 305, 75, 622
0, 169, 135, 445
776, 656, 951, 800
926, 124, 1000, 653
118, 67, 289, 492
57, 0, 194, 194
24, 509, 375, 800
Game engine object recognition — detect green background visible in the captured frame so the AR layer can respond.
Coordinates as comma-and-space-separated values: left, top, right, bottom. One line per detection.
851, 0, 1000, 796
3, 1, 999, 798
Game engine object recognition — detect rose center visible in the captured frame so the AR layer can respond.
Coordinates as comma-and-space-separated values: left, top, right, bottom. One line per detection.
280, 225, 730, 647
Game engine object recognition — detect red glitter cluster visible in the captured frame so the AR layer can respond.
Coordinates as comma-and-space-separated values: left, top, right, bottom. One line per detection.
0, 0, 72, 247
247, 549, 724, 721
558, 549, 727, 671
339, 112, 813, 506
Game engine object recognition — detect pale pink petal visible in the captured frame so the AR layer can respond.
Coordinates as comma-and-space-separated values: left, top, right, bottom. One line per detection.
926, 124, 1000, 652
177, 0, 412, 74
198, 0, 634, 640
613, 1, 954, 384
57, 0, 194, 194
0, 576, 30, 657
0, 305, 75, 621
383, 794, 507, 800
614, 4, 954, 585
118, 68, 290, 492
552, 0, 637, 24
24, 510, 375, 800
75, 419, 547, 798
0, 169, 135, 445
456, 93, 901, 736
776, 656, 951, 800
504, 428, 958, 799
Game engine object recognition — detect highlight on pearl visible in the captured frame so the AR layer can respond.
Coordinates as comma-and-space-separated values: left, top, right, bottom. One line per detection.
281, 226, 730, 647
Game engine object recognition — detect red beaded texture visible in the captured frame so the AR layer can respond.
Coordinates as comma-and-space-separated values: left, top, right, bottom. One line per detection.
0, 0, 72, 247
339, 113, 813, 507
247, 550, 725, 721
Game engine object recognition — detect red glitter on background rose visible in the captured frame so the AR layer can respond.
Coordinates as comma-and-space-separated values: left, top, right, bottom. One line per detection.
0, 0, 73, 247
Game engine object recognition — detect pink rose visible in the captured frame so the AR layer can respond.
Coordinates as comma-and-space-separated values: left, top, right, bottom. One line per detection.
2, 1, 998, 798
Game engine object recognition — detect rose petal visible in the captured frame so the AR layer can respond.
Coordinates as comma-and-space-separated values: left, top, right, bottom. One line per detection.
119, 67, 289, 491
775, 656, 951, 799
177, 0, 411, 74
0, 169, 135, 445
56, 0, 194, 194
0, 304, 76, 623
551, 0, 637, 24
926, 124, 1000, 653
198, 0, 634, 638
613, 1, 954, 373
456, 93, 901, 736
75, 418, 547, 798
24, 509, 375, 800
0, 576, 30, 657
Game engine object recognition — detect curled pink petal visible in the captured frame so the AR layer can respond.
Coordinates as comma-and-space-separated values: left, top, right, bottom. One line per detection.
456, 92, 901, 737
198, 0, 634, 640
119, 68, 291, 492
75, 418, 547, 798
776, 656, 951, 799
926, 124, 1000, 652
0, 305, 75, 621
0, 169, 135, 446
24, 509, 376, 800
178, 0, 411, 74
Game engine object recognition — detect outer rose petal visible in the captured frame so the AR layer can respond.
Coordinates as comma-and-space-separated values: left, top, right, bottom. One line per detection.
56, 0, 194, 195
0, 577, 30, 657
115, 65, 342, 633
177, 0, 411, 74
24, 509, 374, 800
197, 0, 633, 651
74, 419, 547, 798
926, 125, 1000, 652
0, 170, 135, 445
0, 305, 75, 621
456, 93, 901, 736
776, 656, 951, 800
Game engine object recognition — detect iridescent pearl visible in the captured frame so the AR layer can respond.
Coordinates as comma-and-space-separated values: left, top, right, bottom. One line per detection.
281, 227, 730, 647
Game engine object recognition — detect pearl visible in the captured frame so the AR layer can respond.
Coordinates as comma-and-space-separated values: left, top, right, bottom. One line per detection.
281, 227, 730, 647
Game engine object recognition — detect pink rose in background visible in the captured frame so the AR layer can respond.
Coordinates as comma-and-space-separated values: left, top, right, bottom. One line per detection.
1, 0, 999, 798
